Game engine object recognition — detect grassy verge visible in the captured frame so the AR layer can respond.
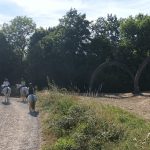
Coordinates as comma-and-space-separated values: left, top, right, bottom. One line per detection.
37, 90, 150, 150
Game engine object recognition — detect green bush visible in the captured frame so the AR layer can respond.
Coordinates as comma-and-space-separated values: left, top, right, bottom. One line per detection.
88, 138, 103, 150
48, 99, 124, 149
71, 132, 88, 150
53, 116, 76, 137
56, 99, 75, 115
52, 137, 78, 150
38, 91, 150, 150
67, 105, 87, 125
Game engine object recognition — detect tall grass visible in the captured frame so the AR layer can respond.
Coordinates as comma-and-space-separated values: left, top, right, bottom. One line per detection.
37, 89, 150, 150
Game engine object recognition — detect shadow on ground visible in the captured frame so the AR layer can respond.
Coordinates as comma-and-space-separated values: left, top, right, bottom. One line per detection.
16, 100, 28, 104
2, 101, 11, 105
29, 111, 39, 117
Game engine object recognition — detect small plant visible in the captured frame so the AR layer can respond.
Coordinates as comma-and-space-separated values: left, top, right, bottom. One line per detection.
56, 99, 75, 115
52, 137, 78, 150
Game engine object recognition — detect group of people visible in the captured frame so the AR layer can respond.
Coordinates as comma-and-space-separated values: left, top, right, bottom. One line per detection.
2, 77, 34, 95
1, 77, 37, 113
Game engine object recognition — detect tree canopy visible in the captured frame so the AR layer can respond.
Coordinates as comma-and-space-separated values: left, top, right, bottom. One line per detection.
1, 10, 150, 93
2, 16, 36, 61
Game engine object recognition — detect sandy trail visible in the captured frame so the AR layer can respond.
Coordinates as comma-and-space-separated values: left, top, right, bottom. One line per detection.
0, 97, 40, 150
79, 93, 150, 120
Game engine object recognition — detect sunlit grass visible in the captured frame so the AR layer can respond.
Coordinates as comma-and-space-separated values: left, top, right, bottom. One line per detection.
37, 90, 150, 150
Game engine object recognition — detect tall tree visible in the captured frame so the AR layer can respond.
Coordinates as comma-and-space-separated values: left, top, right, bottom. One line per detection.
2, 16, 36, 61
58, 8, 91, 88
0, 32, 19, 82
93, 14, 120, 45
27, 9, 91, 89
27, 28, 49, 86
119, 14, 150, 93
59, 8, 91, 55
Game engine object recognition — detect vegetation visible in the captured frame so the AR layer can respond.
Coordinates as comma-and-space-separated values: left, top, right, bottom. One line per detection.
2, 16, 36, 61
1, 9, 150, 93
37, 90, 150, 150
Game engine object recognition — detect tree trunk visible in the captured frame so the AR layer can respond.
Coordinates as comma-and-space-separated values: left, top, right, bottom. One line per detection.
134, 56, 150, 94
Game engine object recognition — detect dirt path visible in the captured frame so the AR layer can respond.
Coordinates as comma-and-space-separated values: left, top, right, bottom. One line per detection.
79, 93, 150, 120
0, 97, 40, 150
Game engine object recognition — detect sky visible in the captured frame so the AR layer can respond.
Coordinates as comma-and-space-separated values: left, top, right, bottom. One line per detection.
0, 0, 150, 28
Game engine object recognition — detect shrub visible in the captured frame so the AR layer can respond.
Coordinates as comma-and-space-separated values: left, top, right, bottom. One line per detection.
52, 137, 78, 150
67, 105, 87, 123
56, 99, 75, 115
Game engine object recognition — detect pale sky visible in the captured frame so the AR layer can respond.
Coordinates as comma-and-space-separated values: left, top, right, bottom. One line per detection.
0, 0, 150, 28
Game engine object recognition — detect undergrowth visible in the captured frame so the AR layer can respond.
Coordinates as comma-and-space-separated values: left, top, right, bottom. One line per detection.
37, 90, 150, 150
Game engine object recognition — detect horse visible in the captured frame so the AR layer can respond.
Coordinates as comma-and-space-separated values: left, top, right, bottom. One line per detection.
16, 84, 29, 102
27, 94, 37, 113
1, 85, 11, 104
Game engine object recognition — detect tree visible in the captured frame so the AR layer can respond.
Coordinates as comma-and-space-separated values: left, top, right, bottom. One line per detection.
59, 8, 91, 55
27, 9, 92, 89
90, 14, 150, 93
91, 14, 121, 64
88, 15, 122, 92
58, 8, 91, 88
120, 14, 150, 93
27, 28, 49, 86
0, 32, 19, 82
93, 14, 120, 45
2, 16, 36, 61
89, 61, 134, 92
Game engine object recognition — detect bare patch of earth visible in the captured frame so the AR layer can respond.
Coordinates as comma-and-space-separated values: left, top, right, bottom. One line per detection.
0, 97, 40, 150
79, 92, 150, 120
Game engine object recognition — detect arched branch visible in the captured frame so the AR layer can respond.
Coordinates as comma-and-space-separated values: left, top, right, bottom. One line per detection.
89, 61, 134, 91
134, 56, 150, 94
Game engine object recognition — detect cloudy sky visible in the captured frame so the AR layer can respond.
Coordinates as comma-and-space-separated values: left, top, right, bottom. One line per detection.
0, 0, 150, 28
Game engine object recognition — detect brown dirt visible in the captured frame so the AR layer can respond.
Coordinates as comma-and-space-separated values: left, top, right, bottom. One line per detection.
0, 97, 40, 150
79, 92, 150, 120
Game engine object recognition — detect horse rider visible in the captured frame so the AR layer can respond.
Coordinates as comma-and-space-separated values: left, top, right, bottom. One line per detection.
21, 77, 26, 86
2, 78, 10, 88
19, 77, 26, 91
1, 78, 10, 94
28, 82, 34, 95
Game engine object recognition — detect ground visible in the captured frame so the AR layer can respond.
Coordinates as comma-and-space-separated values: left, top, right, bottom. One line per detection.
0, 97, 40, 150
80, 92, 150, 120
1, 93, 150, 150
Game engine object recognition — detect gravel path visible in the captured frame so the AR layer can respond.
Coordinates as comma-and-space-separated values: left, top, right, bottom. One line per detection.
0, 97, 40, 150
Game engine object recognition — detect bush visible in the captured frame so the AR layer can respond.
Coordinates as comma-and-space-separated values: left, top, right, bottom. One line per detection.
52, 137, 78, 150
67, 105, 87, 123
56, 99, 75, 115
38, 91, 127, 150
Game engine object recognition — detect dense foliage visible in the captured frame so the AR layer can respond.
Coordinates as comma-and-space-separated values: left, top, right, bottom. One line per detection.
1, 9, 150, 93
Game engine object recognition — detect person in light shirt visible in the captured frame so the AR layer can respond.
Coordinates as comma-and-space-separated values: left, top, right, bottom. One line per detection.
21, 77, 26, 86
1, 78, 10, 94
2, 78, 10, 87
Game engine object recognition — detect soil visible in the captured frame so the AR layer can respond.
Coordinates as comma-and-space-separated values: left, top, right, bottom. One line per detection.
0, 97, 40, 150
1, 92, 150, 150
79, 92, 150, 120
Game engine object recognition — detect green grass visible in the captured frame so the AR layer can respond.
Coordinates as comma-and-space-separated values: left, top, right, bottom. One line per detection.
37, 90, 150, 150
